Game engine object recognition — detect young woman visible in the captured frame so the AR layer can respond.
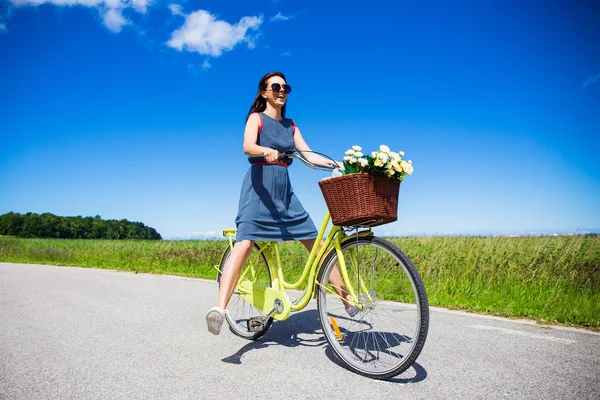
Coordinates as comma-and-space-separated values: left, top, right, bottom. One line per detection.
206, 72, 354, 335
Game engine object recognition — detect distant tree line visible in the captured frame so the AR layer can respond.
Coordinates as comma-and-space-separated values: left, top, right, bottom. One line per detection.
0, 212, 162, 240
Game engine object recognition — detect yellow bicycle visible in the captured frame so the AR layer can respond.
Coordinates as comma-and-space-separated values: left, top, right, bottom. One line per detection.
217, 151, 429, 380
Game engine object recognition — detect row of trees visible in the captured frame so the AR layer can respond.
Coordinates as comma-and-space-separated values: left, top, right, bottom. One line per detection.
0, 212, 162, 240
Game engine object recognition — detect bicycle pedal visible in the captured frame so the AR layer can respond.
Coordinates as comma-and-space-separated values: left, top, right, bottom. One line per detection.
247, 316, 266, 332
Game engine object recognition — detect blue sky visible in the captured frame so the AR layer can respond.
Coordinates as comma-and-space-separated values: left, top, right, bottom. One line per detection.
1, 0, 599, 239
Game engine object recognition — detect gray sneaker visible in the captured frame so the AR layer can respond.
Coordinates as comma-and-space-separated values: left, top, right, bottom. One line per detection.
206, 307, 225, 335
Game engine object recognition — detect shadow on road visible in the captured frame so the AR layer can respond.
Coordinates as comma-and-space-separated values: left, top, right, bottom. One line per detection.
221, 309, 326, 365
221, 309, 427, 384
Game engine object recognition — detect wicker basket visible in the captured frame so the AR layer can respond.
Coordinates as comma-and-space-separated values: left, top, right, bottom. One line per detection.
318, 173, 400, 227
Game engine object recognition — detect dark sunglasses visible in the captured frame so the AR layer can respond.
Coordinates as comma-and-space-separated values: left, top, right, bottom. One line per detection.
268, 83, 292, 94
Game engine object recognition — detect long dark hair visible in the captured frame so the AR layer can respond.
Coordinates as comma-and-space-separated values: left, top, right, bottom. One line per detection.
245, 71, 287, 122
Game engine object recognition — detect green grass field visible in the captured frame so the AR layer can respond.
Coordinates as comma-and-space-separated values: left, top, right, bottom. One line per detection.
1, 235, 598, 329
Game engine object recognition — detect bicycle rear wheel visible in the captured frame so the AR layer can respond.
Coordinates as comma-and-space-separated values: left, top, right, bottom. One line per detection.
218, 243, 273, 340
316, 236, 429, 379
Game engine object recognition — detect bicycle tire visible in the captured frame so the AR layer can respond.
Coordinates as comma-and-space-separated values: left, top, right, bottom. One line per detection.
316, 236, 429, 379
217, 243, 274, 340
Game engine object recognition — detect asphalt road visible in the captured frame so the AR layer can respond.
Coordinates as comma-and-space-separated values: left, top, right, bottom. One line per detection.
1, 262, 598, 400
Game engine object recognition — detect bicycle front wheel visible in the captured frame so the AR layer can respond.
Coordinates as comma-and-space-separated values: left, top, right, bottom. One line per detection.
218, 243, 273, 340
316, 236, 429, 379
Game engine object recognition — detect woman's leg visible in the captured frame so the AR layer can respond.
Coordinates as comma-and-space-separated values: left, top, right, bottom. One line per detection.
207, 239, 255, 335
300, 239, 352, 306
217, 240, 254, 309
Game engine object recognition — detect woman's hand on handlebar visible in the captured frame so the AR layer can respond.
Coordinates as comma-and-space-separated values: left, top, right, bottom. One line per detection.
263, 148, 280, 163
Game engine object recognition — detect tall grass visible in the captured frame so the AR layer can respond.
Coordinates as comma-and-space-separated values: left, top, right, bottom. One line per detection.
0, 236, 228, 277
387, 236, 599, 328
1, 235, 598, 328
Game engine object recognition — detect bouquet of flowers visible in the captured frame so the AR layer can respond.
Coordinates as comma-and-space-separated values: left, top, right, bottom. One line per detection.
319, 144, 412, 227
340, 145, 413, 181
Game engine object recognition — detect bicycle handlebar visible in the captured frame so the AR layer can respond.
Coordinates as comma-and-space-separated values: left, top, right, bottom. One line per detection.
279, 150, 340, 172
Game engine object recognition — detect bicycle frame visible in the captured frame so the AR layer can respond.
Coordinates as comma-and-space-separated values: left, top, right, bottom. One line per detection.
222, 209, 374, 321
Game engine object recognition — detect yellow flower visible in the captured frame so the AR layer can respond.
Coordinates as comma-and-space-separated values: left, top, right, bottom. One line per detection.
354, 151, 363, 158
359, 158, 368, 167
345, 149, 355, 156
380, 144, 390, 153
401, 161, 413, 175
352, 145, 362, 151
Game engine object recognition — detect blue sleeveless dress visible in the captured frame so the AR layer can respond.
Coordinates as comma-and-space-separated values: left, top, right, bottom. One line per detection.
235, 113, 319, 242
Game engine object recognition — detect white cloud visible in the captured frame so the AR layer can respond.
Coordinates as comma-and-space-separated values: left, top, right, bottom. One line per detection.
6, 0, 150, 32
102, 8, 127, 33
168, 3, 185, 16
281, 50, 291, 56
0, 23, 7, 33
581, 72, 600, 89
130, 0, 149, 13
186, 61, 211, 76
270, 12, 293, 22
10, 0, 105, 7
167, 10, 262, 57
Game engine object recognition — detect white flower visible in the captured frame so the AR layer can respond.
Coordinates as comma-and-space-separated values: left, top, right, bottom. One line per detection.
340, 145, 413, 180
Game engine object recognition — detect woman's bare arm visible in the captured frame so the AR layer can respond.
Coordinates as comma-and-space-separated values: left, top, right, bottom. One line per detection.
243, 113, 279, 163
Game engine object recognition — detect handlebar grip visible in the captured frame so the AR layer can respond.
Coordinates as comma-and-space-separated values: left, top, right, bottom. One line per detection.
279, 150, 294, 162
